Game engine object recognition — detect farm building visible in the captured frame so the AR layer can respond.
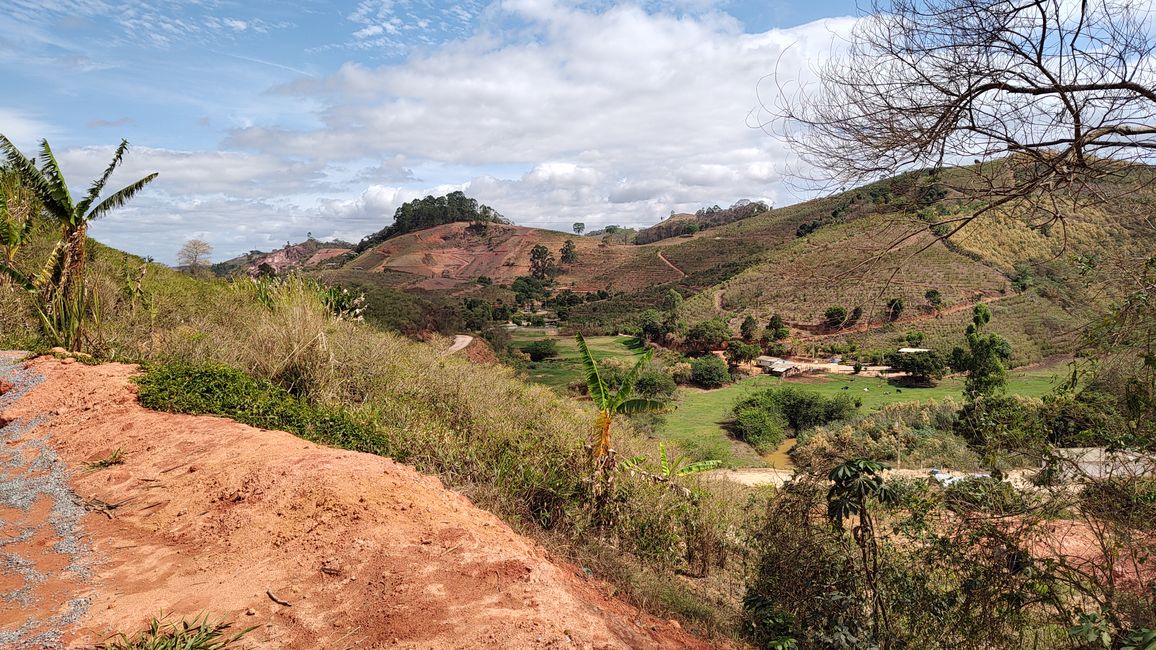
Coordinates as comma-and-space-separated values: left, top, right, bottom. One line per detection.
755, 356, 800, 376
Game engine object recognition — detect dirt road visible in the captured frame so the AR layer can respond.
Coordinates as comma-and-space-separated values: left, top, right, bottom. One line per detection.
443, 334, 474, 355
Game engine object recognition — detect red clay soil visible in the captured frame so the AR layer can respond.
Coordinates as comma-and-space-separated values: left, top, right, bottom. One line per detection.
463, 337, 500, 365
0, 356, 713, 649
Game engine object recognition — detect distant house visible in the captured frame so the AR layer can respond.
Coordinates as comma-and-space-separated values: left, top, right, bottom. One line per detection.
755, 356, 799, 376
897, 347, 931, 354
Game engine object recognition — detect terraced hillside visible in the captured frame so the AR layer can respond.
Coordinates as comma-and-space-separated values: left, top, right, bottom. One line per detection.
345, 221, 680, 292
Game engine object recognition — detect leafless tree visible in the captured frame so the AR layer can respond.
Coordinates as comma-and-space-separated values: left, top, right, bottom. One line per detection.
767, 0, 1156, 245
177, 239, 212, 275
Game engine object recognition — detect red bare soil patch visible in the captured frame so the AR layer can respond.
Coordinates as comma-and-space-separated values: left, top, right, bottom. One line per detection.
1, 357, 713, 649
349, 223, 681, 293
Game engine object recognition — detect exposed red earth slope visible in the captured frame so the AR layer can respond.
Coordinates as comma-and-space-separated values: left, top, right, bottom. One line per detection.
347, 223, 681, 292
0, 354, 712, 649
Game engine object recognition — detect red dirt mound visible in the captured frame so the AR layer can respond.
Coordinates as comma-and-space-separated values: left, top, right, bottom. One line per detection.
0, 356, 713, 649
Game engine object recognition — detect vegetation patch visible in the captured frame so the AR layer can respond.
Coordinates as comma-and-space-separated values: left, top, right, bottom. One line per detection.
135, 362, 389, 457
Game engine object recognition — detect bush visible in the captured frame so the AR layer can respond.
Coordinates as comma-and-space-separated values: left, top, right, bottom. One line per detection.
690, 356, 731, 387
824, 306, 848, 328
791, 401, 977, 473
735, 386, 858, 435
635, 369, 677, 398
944, 477, 1026, 515
887, 350, 949, 385
733, 406, 789, 452
522, 338, 559, 361
669, 361, 693, 385
955, 395, 1045, 457
686, 318, 732, 353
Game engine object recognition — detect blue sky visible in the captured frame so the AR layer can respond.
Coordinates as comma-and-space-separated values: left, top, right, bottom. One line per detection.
1, 0, 858, 263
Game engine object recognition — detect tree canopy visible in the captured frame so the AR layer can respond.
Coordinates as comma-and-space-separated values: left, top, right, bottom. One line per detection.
355, 191, 507, 251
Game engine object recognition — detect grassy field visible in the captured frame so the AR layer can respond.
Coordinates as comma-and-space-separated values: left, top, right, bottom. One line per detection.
510, 331, 647, 390
658, 363, 1067, 467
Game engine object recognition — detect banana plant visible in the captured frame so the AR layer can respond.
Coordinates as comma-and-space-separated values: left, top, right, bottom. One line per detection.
0, 175, 34, 266
621, 442, 721, 478
0, 135, 157, 350
576, 333, 667, 460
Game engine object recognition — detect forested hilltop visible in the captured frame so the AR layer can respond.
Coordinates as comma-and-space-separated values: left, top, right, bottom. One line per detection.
354, 190, 508, 252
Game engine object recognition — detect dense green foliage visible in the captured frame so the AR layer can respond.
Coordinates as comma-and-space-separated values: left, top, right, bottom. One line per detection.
355, 191, 507, 251
731, 386, 858, 452
136, 363, 386, 455
953, 304, 1012, 399
685, 318, 731, 353
690, 356, 731, 387
522, 338, 559, 361
886, 349, 949, 385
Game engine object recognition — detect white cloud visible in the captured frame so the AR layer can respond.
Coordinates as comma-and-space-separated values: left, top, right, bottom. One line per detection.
0, 108, 59, 149
225, 6, 851, 232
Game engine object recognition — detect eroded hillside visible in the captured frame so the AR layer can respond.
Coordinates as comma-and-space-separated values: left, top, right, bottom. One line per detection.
0, 353, 709, 649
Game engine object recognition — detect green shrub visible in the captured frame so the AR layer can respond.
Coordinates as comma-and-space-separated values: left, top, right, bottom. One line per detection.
686, 318, 732, 353
955, 395, 1046, 461
522, 338, 559, 361
635, 368, 677, 398
944, 477, 1026, 515
792, 401, 977, 473
733, 406, 789, 452
735, 386, 858, 435
135, 362, 388, 456
690, 356, 731, 387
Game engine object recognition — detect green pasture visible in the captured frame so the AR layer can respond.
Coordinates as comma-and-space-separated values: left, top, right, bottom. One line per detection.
657, 363, 1067, 467
510, 331, 646, 389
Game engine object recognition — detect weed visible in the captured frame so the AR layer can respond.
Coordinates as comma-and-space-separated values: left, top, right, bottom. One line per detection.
85, 448, 125, 470
96, 614, 251, 650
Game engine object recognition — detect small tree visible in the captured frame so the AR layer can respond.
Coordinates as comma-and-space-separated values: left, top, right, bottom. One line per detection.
529, 244, 556, 280
690, 356, 731, 388
572, 222, 585, 235
924, 288, 943, 311
522, 338, 559, 362
767, 313, 789, 340
886, 297, 904, 322
576, 334, 666, 502
177, 239, 213, 275
740, 315, 760, 341
847, 306, 864, 326
887, 350, 949, 385
686, 318, 731, 353
560, 239, 577, 264
952, 304, 1012, 400
824, 306, 848, 329
0, 136, 158, 351
725, 340, 761, 370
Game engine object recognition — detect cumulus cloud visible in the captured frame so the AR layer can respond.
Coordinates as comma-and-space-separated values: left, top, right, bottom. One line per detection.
226, 4, 851, 230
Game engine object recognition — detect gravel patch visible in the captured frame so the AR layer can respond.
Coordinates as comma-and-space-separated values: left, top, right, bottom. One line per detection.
0, 354, 92, 648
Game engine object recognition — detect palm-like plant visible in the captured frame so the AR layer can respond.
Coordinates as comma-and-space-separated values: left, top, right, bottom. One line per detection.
0, 135, 157, 349
576, 334, 668, 498
0, 168, 35, 266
